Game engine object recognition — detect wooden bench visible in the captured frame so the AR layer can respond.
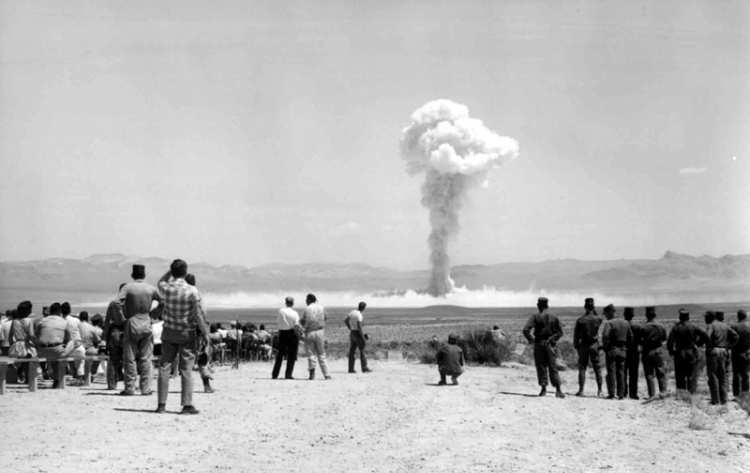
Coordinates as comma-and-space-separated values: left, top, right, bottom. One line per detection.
0, 356, 80, 394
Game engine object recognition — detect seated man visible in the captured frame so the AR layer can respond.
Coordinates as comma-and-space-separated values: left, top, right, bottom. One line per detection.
436, 334, 465, 385
34, 302, 81, 388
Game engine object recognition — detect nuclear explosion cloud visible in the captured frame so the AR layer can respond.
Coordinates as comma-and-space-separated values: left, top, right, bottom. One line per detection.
400, 99, 520, 296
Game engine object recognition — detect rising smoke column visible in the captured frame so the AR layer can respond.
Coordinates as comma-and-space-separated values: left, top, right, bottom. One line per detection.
400, 99, 519, 296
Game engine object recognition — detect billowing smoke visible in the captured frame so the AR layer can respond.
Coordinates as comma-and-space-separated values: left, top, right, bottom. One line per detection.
400, 99, 519, 296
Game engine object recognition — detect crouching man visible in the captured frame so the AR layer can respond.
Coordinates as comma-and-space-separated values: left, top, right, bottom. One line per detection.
437, 334, 465, 385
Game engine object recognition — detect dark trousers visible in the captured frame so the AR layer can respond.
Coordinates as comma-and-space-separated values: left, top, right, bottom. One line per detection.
673, 349, 698, 393
732, 350, 750, 396
605, 347, 627, 398
439, 368, 461, 384
623, 348, 639, 399
707, 348, 730, 404
348, 330, 368, 372
533, 343, 560, 388
577, 345, 602, 392
642, 348, 667, 397
271, 329, 298, 379
106, 329, 124, 390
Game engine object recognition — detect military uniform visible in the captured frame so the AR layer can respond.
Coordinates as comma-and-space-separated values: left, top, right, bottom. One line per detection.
623, 308, 641, 399
522, 306, 564, 392
600, 309, 632, 399
706, 320, 739, 404
573, 311, 603, 395
639, 315, 667, 398
667, 317, 707, 394
731, 317, 750, 395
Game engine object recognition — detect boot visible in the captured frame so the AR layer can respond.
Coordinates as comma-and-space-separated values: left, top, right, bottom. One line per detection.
538, 386, 547, 396
202, 377, 214, 393
555, 386, 565, 399
309, 368, 315, 380
576, 371, 585, 396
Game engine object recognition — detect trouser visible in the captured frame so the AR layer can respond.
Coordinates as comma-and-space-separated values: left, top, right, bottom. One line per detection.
673, 349, 698, 393
348, 330, 368, 372
533, 342, 560, 388
305, 329, 329, 377
158, 339, 196, 407
272, 329, 299, 379
605, 347, 627, 398
577, 344, 602, 392
37, 345, 80, 383
71, 346, 86, 377
623, 348, 639, 398
439, 368, 462, 384
732, 350, 750, 396
123, 332, 153, 393
107, 329, 124, 389
707, 348, 730, 404
642, 348, 667, 397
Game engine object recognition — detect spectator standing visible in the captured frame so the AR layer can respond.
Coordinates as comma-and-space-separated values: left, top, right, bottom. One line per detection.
300, 293, 330, 380
345, 301, 371, 374
272, 296, 300, 380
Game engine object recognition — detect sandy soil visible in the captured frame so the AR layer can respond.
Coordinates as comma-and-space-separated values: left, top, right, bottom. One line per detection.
1, 359, 748, 473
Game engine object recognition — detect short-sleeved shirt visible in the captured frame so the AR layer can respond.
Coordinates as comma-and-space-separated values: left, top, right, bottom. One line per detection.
158, 277, 202, 341
119, 280, 161, 319
35, 315, 73, 346
346, 310, 363, 331
79, 321, 102, 349
277, 307, 300, 330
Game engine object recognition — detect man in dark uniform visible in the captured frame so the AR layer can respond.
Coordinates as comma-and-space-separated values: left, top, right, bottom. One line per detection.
573, 298, 603, 397
600, 304, 632, 400
639, 306, 668, 399
706, 310, 739, 404
103, 283, 127, 390
622, 307, 640, 399
522, 297, 565, 398
731, 310, 750, 396
667, 308, 708, 396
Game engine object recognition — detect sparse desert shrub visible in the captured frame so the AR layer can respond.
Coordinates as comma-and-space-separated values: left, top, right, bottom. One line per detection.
555, 340, 577, 370
456, 328, 513, 366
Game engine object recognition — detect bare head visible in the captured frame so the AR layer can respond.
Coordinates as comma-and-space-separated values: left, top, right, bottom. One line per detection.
603, 304, 616, 319
185, 273, 196, 286
738, 310, 747, 322
358, 301, 367, 312
584, 297, 595, 313
170, 259, 188, 279
285, 296, 294, 307
306, 293, 317, 305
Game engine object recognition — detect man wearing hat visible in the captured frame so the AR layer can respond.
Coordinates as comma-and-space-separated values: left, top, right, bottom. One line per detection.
436, 333, 465, 385
731, 310, 750, 396
639, 306, 668, 399
118, 264, 162, 396
573, 298, 603, 397
622, 307, 640, 399
522, 297, 565, 398
706, 310, 739, 404
599, 304, 632, 399
667, 308, 708, 395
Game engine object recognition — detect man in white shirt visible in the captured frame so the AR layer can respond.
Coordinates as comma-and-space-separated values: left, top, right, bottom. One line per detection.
345, 301, 371, 374
272, 296, 300, 379
300, 293, 330, 380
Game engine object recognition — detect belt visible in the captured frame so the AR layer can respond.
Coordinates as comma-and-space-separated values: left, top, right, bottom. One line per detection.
38, 342, 63, 348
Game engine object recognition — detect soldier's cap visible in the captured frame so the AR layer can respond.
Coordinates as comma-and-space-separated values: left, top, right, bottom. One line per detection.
603, 304, 616, 314
623, 307, 634, 317
645, 306, 656, 318
738, 310, 747, 319
447, 333, 458, 343
584, 297, 594, 305
131, 264, 146, 279
537, 297, 549, 304
678, 308, 689, 316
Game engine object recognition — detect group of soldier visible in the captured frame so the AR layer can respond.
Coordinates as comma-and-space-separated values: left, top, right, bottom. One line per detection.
522, 297, 750, 404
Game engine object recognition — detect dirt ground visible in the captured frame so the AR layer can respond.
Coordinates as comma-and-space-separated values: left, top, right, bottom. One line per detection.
1, 358, 748, 473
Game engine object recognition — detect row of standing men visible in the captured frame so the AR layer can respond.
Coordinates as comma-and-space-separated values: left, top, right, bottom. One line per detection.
523, 297, 750, 404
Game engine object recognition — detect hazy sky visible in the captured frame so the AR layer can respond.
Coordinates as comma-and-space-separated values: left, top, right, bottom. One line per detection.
1, 0, 748, 269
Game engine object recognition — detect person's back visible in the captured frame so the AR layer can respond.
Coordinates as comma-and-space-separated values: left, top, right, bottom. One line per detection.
523, 310, 563, 345
708, 320, 738, 348
668, 321, 706, 352
277, 306, 299, 330
574, 313, 601, 348
36, 315, 69, 346
437, 343, 464, 375
603, 319, 631, 347
79, 320, 101, 350
120, 280, 160, 319
733, 319, 750, 353
640, 321, 666, 351
159, 277, 202, 341
302, 302, 326, 333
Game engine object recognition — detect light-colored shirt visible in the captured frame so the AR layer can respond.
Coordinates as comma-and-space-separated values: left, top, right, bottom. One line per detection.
35, 315, 73, 346
119, 280, 161, 318
79, 321, 102, 349
277, 307, 300, 330
0, 317, 11, 347
152, 320, 163, 345
301, 302, 326, 333
346, 310, 363, 331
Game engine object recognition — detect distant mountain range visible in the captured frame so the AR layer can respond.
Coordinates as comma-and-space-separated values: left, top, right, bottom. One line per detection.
0, 251, 748, 303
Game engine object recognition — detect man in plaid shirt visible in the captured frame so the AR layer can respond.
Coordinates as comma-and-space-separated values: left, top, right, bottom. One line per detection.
155, 259, 209, 415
